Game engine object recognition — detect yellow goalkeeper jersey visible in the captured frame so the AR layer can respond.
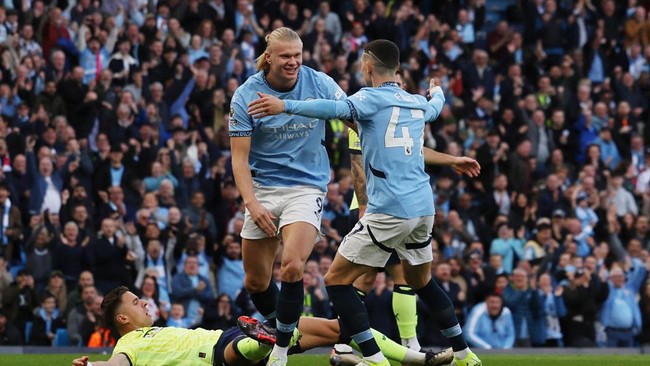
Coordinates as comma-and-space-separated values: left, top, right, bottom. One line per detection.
349, 130, 361, 211
113, 327, 223, 365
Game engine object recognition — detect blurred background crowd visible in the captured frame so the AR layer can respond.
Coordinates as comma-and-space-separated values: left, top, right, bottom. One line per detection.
0, 0, 650, 351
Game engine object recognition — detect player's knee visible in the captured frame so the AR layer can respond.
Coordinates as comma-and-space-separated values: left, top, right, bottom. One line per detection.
405, 272, 431, 290
244, 275, 270, 293
280, 260, 305, 282
323, 271, 343, 286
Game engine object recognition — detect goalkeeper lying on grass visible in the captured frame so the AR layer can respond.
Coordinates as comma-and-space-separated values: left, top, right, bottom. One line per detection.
72, 286, 452, 366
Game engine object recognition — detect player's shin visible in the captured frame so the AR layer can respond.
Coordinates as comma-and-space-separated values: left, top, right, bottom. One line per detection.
273, 279, 303, 358
327, 284, 385, 363
414, 279, 471, 359
250, 279, 280, 328
393, 285, 420, 351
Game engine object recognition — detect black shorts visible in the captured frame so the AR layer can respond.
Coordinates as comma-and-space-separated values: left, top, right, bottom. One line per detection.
213, 327, 267, 366
349, 209, 401, 271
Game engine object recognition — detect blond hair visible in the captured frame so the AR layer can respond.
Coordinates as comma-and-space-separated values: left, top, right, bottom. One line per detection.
255, 27, 302, 72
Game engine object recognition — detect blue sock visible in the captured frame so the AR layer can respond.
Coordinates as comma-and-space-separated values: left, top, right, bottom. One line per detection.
327, 284, 381, 357
275, 280, 303, 347
250, 280, 279, 328
414, 279, 468, 351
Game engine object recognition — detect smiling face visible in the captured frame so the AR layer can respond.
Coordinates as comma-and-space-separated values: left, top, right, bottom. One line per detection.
266, 39, 302, 88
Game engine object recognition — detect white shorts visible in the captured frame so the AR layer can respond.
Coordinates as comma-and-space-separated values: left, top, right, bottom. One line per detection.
338, 213, 434, 267
240, 184, 325, 241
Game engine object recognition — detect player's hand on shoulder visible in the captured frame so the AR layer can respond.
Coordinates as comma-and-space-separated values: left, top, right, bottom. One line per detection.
248, 92, 285, 118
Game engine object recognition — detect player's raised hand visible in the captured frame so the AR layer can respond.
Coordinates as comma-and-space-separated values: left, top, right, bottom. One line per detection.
248, 92, 285, 118
452, 156, 481, 178
247, 200, 277, 237
428, 77, 443, 98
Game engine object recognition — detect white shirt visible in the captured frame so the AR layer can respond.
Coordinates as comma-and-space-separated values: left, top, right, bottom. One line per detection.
41, 176, 61, 214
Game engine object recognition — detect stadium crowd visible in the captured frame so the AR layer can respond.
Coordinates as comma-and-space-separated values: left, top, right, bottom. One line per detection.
0, 0, 649, 351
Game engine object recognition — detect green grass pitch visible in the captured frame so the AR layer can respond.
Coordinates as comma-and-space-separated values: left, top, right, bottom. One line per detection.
1, 354, 650, 366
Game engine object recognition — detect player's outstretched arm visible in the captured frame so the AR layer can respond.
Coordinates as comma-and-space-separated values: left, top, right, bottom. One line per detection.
72, 354, 130, 366
423, 147, 481, 178
248, 92, 351, 120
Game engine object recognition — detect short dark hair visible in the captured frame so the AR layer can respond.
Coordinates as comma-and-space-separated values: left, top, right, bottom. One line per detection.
102, 286, 129, 330
364, 39, 400, 72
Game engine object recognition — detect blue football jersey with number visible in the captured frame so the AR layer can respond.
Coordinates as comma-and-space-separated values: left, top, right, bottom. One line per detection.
346, 82, 442, 218
229, 66, 345, 192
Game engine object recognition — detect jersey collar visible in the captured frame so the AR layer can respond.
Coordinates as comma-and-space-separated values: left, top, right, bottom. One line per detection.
380, 81, 401, 88
262, 68, 301, 93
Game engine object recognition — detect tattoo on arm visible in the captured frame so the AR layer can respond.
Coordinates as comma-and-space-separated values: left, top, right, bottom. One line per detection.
350, 153, 368, 208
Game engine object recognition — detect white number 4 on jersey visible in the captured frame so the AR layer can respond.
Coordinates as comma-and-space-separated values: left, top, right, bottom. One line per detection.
384, 107, 421, 156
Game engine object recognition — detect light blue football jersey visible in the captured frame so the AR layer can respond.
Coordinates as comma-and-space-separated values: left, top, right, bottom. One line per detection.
229, 66, 345, 191
346, 82, 439, 218
284, 82, 444, 218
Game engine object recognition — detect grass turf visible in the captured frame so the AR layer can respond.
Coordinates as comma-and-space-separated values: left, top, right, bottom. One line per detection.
2, 354, 650, 366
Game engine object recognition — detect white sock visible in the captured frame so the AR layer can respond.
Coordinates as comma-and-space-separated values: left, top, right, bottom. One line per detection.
365, 351, 386, 364
402, 349, 425, 364
333, 344, 355, 354
454, 347, 470, 360
270, 344, 289, 359
401, 337, 421, 351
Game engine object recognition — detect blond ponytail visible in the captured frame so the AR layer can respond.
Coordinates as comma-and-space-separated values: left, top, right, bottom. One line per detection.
255, 27, 302, 72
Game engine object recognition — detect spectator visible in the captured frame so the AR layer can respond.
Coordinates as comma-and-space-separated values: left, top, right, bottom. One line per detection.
25, 224, 55, 291
507, 139, 533, 194
463, 249, 497, 308
600, 267, 642, 347
0, 181, 23, 264
523, 218, 558, 270
85, 295, 116, 348
203, 293, 237, 330
54, 221, 89, 290
537, 273, 566, 347
562, 267, 609, 347
0, 256, 12, 305
302, 270, 328, 319
43, 271, 67, 317
308, 1, 342, 44
182, 191, 217, 241
216, 238, 244, 303
607, 172, 639, 218
138, 274, 169, 327
502, 268, 545, 347
25, 136, 63, 216
1, 269, 39, 338
167, 302, 203, 329
29, 292, 65, 346
171, 254, 214, 322
0, 308, 22, 345
134, 239, 172, 303
490, 223, 525, 274
464, 293, 515, 349
67, 285, 98, 346
65, 271, 94, 316
87, 218, 130, 294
